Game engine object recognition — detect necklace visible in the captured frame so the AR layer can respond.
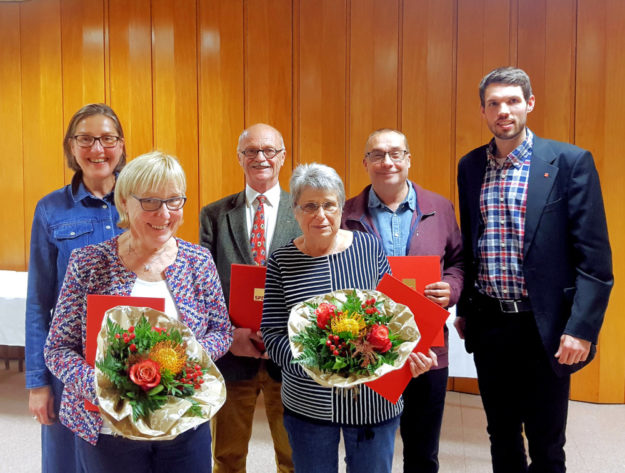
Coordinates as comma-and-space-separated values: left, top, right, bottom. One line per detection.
127, 237, 167, 273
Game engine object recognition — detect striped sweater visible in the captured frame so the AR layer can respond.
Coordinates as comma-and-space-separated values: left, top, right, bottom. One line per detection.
261, 231, 403, 425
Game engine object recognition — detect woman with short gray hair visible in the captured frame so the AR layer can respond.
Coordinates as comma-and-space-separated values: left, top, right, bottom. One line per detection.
262, 162, 436, 473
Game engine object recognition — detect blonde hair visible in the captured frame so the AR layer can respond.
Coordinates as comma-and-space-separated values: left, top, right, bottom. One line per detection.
114, 151, 186, 229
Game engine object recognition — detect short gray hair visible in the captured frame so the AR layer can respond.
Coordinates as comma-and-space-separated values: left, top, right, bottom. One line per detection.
289, 163, 345, 209
115, 151, 187, 229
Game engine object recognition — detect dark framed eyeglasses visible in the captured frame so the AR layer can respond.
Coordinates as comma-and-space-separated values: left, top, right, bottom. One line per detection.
131, 195, 187, 211
238, 148, 284, 159
73, 135, 121, 148
365, 149, 408, 164
296, 201, 340, 215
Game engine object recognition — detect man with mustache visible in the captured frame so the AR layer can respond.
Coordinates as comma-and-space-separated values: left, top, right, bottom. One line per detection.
200, 123, 298, 473
455, 67, 613, 473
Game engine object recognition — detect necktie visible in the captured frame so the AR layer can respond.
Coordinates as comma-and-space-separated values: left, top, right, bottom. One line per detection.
250, 195, 267, 266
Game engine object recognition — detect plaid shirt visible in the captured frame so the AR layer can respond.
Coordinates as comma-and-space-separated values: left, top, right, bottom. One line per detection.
477, 129, 534, 300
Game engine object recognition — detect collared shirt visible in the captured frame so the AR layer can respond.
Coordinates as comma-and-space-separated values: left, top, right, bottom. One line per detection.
368, 183, 417, 256
477, 128, 534, 300
245, 183, 281, 250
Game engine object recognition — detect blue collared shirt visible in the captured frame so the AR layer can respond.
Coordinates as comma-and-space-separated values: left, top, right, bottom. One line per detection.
368, 184, 417, 256
25, 175, 123, 388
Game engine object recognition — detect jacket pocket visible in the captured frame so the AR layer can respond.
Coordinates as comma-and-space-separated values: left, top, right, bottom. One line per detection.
53, 221, 94, 241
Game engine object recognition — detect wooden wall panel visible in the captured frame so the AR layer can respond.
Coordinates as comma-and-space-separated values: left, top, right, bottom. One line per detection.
348, 0, 400, 198
402, 0, 456, 201
296, 0, 348, 178
60, 0, 107, 185
197, 0, 245, 210
456, 0, 517, 158
108, 0, 153, 160
152, 0, 199, 243
517, 0, 576, 143
20, 0, 65, 266
0, 4, 25, 270
245, 0, 293, 189
574, 0, 625, 404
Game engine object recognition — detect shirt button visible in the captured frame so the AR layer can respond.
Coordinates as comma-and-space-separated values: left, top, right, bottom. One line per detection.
105, 225, 111, 230
502, 288, 508, 293
70, 231, 76, 236
394, 233, 399, 237
102, 204, 108, 209
502, 265, 507, 270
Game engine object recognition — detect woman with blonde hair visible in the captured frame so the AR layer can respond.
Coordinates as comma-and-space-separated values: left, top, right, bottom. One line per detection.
44, 151, 232, 472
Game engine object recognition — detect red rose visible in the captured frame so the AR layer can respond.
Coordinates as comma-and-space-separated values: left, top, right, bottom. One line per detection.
129, 359, 161, 391
315, 303, 337, 330
367, 324, 392, 353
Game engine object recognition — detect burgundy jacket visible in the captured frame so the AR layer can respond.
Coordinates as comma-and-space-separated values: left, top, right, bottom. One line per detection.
341, 182, 464, 369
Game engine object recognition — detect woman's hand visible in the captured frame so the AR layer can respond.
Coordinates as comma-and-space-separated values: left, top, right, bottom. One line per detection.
229, 327, 269, 359
408, 349, 438, 378
29, 386, 56, 425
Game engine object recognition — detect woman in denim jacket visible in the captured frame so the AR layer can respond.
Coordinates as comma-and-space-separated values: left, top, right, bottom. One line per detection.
25, 104, 126, 473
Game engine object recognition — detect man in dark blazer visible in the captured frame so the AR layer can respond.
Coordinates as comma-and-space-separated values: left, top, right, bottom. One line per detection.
200, 123, 299, 473
455, 67, 613, 473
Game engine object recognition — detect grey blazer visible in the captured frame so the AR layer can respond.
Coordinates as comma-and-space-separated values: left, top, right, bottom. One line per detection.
200, 189, 301, 381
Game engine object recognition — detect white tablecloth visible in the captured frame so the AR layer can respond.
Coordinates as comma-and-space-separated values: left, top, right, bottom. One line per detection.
0, 270, 27, 346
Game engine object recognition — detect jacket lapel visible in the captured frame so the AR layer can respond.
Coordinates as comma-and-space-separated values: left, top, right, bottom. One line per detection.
467, 153, 487, 258
524, 137, 558, 257
270, 189, 298, 253
226, 191, 254, 264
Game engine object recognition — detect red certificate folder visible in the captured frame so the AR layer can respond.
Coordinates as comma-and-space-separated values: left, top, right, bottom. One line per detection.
366, 273, 449, 404
85, 295, 165, 411
229, 264, 267, 332
387, 255, 444, 346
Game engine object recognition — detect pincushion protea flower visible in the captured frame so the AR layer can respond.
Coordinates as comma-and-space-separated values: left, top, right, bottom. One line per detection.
330, 311, 366, 337
149, 340, 187, 375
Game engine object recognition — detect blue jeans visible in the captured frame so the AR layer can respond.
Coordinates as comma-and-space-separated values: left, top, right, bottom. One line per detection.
283, 412, 400, 473
76, 422, 212, 473
42, 375, 82, 473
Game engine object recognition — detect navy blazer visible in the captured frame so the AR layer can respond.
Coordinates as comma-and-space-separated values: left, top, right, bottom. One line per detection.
200, 189, 301, 382
457, 134, 613, 376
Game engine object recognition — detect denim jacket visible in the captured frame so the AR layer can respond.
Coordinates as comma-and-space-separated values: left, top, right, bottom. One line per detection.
25, 174, 122, 389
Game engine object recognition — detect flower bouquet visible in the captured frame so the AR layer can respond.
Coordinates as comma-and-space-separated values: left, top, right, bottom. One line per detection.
95, 306, 226, 440
288, 289, 420, 388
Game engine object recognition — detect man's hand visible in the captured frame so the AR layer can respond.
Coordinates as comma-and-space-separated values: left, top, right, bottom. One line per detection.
424, 281, 451, 308
408, 349, 438, 378
29, 386, 56, 425
229, 327, 269, 359
453, 316, 466, 339
555, 334, 591, 365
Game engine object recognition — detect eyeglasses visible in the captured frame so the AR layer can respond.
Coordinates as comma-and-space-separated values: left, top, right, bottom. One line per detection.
238, 148, 284, 159
73, 135, 121, 148
296, 201, 340, 215
131, 195, 187, 211
365, 149, 408, 164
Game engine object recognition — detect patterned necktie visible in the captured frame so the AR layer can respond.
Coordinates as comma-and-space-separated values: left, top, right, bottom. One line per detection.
250, 195, 267, 266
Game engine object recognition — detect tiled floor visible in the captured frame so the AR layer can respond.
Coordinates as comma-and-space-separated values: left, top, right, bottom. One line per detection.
2, 364, 624, 472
